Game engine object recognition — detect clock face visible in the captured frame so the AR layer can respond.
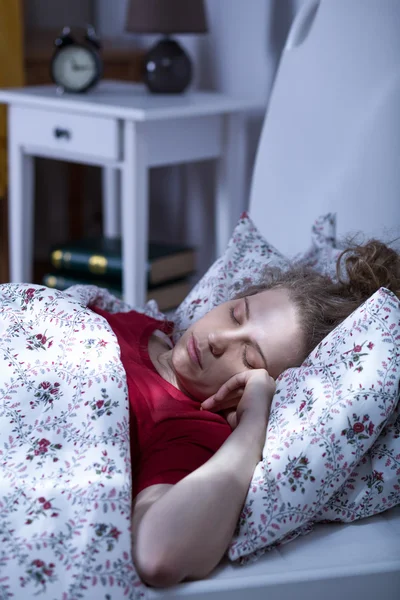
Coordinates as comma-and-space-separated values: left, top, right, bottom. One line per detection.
52, 45, 99, 92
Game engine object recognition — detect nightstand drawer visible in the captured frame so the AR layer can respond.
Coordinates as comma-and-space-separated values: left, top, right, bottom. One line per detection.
14, 106, 119, 161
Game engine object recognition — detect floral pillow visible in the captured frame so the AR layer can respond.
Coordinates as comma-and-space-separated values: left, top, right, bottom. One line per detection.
173, 212, 289, 338
318, 397, 400, 523
293, 212, 343, 279
228, 287, 400, 562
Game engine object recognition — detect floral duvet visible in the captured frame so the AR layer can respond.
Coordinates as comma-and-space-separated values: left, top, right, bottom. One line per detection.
0, 283, 152, 600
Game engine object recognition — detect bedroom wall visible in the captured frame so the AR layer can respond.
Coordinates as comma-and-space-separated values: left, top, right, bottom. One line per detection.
24, 0, 93, 28
185, 0, 300, 271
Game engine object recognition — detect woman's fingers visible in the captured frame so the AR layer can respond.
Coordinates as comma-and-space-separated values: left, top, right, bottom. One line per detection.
201, 390, 241, 412
201, 390, 242, 412
201, 372, 249, 412
201, 369, 274, 414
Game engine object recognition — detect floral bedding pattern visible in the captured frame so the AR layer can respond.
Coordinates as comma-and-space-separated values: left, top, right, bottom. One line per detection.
0, 283, 147, 600
228, 287, 400, 562
293, 212, 344, 279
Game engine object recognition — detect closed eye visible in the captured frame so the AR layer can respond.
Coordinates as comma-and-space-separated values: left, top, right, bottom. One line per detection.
231, 303, 262, 370
229, 305, 240, 325
242, 347, 253, 369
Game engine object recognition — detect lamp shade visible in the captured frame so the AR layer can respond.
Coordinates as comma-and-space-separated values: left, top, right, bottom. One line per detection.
126, 0, 208, 35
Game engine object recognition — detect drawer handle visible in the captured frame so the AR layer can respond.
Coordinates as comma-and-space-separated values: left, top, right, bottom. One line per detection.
54, 127, 71, 140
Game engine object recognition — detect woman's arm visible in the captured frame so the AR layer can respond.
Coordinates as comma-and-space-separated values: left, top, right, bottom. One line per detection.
132, 370, 274, 588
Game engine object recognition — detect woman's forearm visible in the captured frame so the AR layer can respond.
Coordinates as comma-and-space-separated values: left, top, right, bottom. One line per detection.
133, 412, 267, 586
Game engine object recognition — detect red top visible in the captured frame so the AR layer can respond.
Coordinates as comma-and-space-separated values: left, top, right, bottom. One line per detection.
92, 307, 232, 497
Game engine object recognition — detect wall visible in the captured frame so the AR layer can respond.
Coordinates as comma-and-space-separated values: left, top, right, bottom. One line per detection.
187, 0, 300, 271
24, 0, 93, 29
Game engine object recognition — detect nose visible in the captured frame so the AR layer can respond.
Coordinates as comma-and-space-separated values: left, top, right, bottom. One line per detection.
208, 330, 232, 357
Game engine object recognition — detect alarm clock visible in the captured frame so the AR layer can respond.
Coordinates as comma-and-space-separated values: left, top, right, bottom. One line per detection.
51, 26, 103, 93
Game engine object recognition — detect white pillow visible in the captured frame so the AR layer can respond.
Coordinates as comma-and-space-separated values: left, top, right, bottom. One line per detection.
228, 287, 400, 562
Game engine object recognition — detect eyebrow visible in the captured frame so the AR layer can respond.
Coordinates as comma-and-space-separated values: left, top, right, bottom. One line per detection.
244, 297, 269, 371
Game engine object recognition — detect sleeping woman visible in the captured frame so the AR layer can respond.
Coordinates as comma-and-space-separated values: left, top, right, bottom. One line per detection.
92, 239, 400, 588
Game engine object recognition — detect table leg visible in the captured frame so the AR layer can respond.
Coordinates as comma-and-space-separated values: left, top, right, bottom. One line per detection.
8, 108, 35, 282
120, 120, 148, 307
215, 113, 247, 258
23, 153, 35, 282
102, 166, 120, 237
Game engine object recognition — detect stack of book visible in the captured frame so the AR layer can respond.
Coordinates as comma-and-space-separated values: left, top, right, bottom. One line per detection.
42, 237, 196, 311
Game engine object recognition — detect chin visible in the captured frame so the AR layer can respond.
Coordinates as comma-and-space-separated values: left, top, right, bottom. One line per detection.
170, 348, 198, 398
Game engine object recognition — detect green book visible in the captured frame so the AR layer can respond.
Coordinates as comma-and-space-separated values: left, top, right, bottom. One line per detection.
42, 272, 193, 312
50, 237, 196, 285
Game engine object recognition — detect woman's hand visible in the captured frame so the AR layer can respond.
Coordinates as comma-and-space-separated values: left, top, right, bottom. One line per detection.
201, 369, 276, 428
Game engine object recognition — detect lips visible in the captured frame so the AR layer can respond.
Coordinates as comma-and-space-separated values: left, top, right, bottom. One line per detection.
187, 334, 202, 368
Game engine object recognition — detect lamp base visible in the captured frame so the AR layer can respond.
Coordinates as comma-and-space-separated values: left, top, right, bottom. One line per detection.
143, 37, 192, 94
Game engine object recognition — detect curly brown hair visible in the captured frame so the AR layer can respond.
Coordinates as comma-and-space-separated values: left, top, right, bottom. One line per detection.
236, 240, 400, 361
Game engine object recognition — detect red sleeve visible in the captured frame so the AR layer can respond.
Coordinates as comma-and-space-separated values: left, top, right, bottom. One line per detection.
133, 418, 231, 497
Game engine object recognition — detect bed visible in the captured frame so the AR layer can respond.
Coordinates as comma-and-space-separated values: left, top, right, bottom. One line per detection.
148, 507, 400, 600
1, 0, 400, 598
148, 1, 400, 597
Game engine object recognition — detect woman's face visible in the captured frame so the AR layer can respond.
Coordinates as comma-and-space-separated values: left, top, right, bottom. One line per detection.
171, 288, 305, 401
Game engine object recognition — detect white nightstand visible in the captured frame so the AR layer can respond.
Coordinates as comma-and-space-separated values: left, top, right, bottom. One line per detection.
0, 80, 256, 306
